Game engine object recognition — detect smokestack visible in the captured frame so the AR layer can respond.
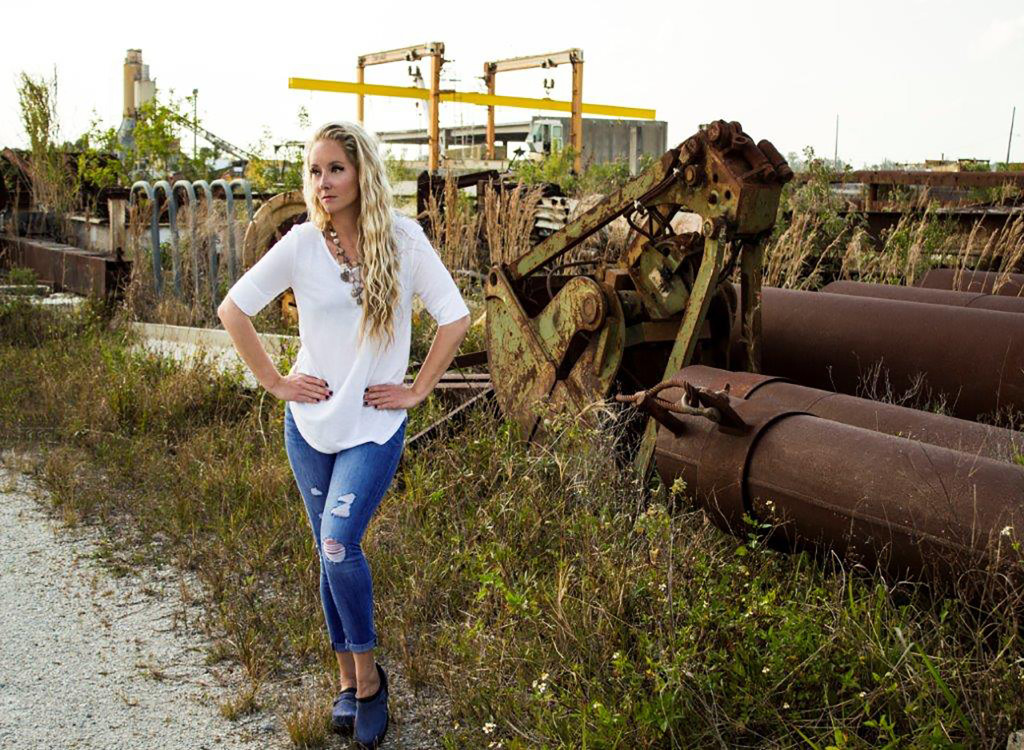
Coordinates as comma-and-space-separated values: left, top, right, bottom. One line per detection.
123, 49, 142, 118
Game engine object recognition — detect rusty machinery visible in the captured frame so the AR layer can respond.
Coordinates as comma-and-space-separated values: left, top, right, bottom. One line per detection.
479, 118, 1024, 583
641, 371, 1024, 583
483, 119, 794, 472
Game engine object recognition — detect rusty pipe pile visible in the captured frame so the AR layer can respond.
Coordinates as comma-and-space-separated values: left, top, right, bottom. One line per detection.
917, 268, 1024, 297
681, 365, 1022, 462
821, 280, 1024, 314
756, 287, 1024, 421
639, 376, 1024, 582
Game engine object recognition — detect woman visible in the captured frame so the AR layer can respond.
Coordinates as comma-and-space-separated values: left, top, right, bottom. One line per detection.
218, 121, 470, 749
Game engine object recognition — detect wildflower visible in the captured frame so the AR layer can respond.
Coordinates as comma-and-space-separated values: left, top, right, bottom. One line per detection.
762, 666, 770, 674
531, 673, 550, 695
782, 702, 790, 709
858, 691, 867, 699
483, 722, 496, 735
592, 701, 603, 710
1002, 525, 1014, 537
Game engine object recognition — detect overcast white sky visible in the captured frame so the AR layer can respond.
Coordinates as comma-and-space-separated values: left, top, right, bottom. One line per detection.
3, 0, 1022, 167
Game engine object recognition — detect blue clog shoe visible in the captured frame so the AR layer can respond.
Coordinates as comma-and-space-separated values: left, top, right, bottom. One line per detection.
331, 686, 357, 734
354, 663, 390, 749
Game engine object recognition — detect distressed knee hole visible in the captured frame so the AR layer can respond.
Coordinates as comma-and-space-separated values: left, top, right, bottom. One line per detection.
330, 492, 356, 519
323, 538, 345, 563
310, 486, 323, 496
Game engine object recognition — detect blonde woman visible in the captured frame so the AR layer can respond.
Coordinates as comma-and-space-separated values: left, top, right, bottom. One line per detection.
218, 121, 470, 749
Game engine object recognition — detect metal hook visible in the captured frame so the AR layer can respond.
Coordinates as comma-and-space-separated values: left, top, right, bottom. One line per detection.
130, 181, 161, 296
153, 181, 182, 298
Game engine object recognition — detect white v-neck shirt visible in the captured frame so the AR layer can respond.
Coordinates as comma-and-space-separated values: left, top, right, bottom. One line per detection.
226, 214, 469, 453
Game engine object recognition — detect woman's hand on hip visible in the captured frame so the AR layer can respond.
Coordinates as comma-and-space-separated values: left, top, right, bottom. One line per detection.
269, 373, 332, 403
364, 383, 426, 410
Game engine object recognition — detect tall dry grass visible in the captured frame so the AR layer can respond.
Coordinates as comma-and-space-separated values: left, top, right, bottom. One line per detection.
481, 180, 543, 267
422, 170, 484, 273
764, 199, 1024, 290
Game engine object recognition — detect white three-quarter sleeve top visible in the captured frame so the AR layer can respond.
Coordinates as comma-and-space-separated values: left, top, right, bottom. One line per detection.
226, 213, 470, 453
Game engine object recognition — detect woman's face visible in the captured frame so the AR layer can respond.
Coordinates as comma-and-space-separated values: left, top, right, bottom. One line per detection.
309, 139, 360, 217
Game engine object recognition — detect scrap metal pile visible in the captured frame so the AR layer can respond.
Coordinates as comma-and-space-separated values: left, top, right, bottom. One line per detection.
471, 119, 1024, 584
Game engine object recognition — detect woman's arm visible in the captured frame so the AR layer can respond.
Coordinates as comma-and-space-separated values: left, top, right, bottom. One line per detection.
363, 314, 471, 410
217, 297, 330, 403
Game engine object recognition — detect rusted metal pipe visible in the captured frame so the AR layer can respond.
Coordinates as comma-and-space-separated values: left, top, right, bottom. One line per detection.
917, 268, 1024, 297
679, 365, 1022, 463
650, 390, 1024, 582
758, 287, 1024, 421
821, 280, 1024, 314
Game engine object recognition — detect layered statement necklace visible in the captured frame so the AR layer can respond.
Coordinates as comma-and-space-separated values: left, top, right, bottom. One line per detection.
326, 224, 364, 305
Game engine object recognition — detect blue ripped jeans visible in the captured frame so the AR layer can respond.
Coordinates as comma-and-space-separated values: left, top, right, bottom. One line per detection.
284, 404, 406, 653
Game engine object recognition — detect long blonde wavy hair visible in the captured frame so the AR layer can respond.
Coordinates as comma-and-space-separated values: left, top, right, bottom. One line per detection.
303, 121, 399, 345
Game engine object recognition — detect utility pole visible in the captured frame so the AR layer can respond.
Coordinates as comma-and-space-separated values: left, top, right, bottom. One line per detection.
192, 88, 198, 160
1008, 106, 1016, 165
834, 114, 839, 170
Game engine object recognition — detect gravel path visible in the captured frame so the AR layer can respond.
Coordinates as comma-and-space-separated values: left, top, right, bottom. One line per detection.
0, 453, 450, 750
0, 457, 283, 750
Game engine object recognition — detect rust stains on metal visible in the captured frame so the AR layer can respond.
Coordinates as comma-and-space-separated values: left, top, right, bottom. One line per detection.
821, 280, 1024, 314
648, 391, 1024, 582
916, 268, 1024, 297
679, 364, 1022, 463
757, 287, 1024, 421
0, 235, 130, 298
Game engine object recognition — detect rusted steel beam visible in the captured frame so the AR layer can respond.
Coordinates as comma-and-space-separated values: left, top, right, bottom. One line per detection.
757, 287, 1024, 421
648, 391, 1024, 582
917, 268, 1024, 297
811, 170, 1024, 189
405, 387, 495, 450
821, 280, 1024, 314
0, 235, 130, 298
407, 373, 491, 392
679, 365, 1022, 463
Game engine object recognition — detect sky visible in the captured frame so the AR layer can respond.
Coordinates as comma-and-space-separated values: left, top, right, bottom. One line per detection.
3, 0, 1023, 168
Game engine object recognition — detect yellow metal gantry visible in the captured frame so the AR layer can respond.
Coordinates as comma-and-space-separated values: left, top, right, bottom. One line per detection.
355, 42, 444, 171
483, 49, 583, 172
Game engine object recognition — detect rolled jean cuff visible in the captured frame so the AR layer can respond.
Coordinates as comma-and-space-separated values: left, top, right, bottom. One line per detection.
346, 637, 377, 654
332, 640, 350, 653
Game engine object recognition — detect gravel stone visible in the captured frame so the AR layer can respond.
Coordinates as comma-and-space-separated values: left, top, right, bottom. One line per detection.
0, 458, 284, 750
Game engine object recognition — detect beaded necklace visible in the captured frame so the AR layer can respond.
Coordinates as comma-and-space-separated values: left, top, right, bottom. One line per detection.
326, 225, 364, 304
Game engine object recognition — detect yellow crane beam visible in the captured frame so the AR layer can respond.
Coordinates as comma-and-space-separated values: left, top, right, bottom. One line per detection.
288, 78, 655, 119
